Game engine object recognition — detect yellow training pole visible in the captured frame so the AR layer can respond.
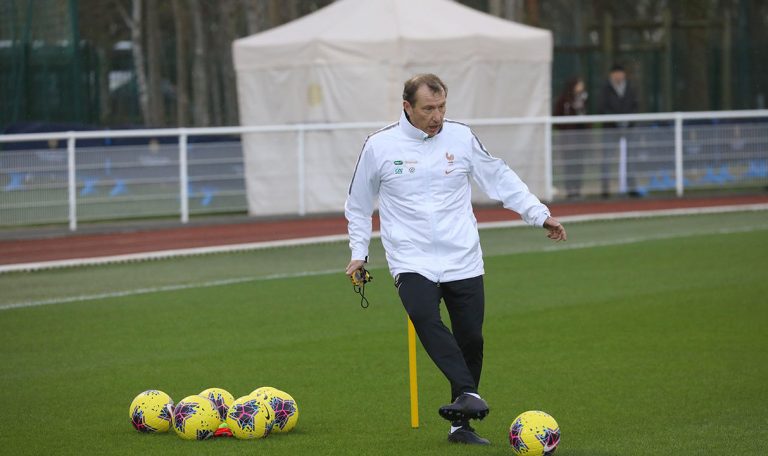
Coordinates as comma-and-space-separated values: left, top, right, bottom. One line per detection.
408, 317, 419, 428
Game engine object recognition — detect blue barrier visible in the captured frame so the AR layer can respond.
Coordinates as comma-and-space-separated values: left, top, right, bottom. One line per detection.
200, 187, 216, 206
744, 160, 768, 179
4, 173, 25, 191
109, 179, 127, 196
698, 165, 735, 185
80, 177, 98, 196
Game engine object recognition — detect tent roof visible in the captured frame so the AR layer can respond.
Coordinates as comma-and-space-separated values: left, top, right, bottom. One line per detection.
233, 0, 552, 69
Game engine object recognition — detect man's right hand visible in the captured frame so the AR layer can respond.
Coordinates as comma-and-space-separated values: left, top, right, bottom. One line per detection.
345, 259, 366, 277
543, 216, 567, 242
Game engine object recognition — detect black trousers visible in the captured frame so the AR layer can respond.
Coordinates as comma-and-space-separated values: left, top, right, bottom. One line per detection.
396, 273, 484, 402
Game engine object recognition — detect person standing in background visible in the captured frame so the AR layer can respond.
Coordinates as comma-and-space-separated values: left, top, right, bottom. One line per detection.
599, 64, 639, 197
553, 77, 589, 198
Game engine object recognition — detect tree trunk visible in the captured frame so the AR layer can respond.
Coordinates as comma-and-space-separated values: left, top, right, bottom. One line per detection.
207, 6, 223, 126
285, 0, 298, 21
489, 0, 502, 17
171, 0, 189, 126
524, 0, 540, 26
268, 0, 282, 27
218, 0, 240, 126
145, 0, 165, 126
96, 47, 111, 124
242, 0, 270, 34
190, 0, 210, 126
209, 59, 224, 126
671, 0, 711, 111
504, 0, 524, 21
129, 0, 150, 125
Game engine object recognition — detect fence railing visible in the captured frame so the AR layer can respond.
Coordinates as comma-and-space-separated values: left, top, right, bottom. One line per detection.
1, 110, 767, 231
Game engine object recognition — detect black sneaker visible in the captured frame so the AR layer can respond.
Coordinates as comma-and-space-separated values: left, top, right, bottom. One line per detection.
448, 425, 490, 445
438, 393, 489, 421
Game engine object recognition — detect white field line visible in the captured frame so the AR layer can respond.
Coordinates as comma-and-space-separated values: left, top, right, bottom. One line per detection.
1, 203, 767, 275
0, 269, 339, 311
3, 204, 768, 312
477, 202, 768, 229
0, 234, 350, 273
487, 223, 768, 256
3, 221, 766, 312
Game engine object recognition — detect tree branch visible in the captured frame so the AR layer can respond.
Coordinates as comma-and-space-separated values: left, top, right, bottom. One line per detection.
112, 0, 133, 28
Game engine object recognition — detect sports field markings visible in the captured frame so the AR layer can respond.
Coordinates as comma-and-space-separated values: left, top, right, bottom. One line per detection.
495, 223, 768, 255
2, 221, 766, 312
0, 234, 350, 274
0, 269, 340, 311
1, 203, 766, 274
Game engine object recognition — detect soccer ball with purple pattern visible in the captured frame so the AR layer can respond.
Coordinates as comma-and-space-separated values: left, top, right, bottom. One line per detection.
250, 386, 299, 433
199, 387, 235, 422
129, 390, 174, 433
267, 390, 299, 433
225, 395, 275, 439
508, 410, 561, 455
171, 395, 221, 440
250, 386, 278, 400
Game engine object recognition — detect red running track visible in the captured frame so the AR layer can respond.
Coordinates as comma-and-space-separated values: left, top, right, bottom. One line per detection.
1, 194, 766, 266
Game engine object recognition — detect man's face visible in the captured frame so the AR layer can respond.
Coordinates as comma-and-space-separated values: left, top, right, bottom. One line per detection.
609, 70, 626, 85
403, 84, 446, 137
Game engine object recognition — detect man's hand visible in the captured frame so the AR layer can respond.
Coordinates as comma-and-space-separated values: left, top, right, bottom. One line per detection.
346, 259, 367, 277
543, 216, 567, 241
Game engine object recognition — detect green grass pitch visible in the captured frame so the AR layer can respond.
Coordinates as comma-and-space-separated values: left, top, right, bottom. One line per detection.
0, 210, 767, 455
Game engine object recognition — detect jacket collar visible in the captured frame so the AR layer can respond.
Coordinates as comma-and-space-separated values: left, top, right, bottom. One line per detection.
399, 110, 432, 141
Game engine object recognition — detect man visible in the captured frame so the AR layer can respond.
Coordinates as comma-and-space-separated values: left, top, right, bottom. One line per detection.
599, 64, 640, 197
344, 74, 566, 445
599, 64, 638, 122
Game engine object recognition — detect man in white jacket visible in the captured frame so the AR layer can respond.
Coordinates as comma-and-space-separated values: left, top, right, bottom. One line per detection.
345, 74, 566, 445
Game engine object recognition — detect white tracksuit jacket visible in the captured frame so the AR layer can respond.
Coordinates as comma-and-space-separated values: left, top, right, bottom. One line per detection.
345, 110, 551, 283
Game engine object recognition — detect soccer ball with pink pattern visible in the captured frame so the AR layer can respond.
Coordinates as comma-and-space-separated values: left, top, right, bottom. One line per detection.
508, 410, 561, 455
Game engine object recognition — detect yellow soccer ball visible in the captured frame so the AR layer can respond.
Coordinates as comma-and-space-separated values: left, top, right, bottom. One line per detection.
129, 390, 174, 433
171, 395, 221, 440
225, 395, 275, 439
199, 387, 235, 422
508, 410, 561, 455
263, 389, 299, 433
250, 386, 278, 400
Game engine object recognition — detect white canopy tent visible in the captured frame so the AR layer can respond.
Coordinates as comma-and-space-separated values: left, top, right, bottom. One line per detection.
233, 0, 552, 216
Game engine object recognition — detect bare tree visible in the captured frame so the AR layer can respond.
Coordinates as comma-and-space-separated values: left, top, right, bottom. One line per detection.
525, 0, 540, 26
78, 0, 122, 124
171, 0, 189, 126
284, 0, 298, 21
145, 0, 165, 126
189, 0, 211, 126
504, 0, 525, 21
268, 0, 282, 26
208, 11, 224, 127
670, 0, 712, 110
489, 0, 502, 17
242, 0, 270, 34
218, 0, 241, 126
115, 0, 150, 125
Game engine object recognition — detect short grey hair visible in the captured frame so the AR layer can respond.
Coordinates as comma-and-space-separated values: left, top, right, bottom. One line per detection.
402, 74, 447, 106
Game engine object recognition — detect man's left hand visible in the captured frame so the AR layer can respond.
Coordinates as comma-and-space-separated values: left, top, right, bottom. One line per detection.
543, 217, 567, 242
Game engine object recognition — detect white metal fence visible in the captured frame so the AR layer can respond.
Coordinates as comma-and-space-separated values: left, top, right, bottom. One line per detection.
1, 110, 766, 231
551, 111, 768, 199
